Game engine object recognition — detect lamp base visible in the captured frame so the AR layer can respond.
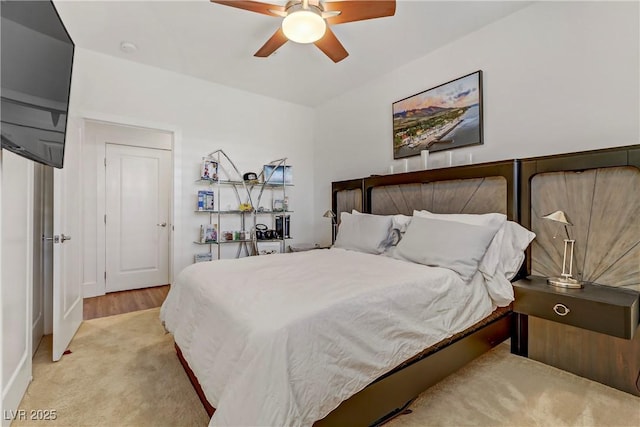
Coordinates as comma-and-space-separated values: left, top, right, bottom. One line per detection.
547, 276, 583, 289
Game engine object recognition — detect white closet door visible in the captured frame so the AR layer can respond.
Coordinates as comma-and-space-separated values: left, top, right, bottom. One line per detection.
105, 143, 170, 292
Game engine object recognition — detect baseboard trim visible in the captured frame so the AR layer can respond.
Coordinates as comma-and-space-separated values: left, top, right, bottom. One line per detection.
82, 281, 104, 298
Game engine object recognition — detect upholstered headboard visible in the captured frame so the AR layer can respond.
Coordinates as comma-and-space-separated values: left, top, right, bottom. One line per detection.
331, 160, 518, 223
521, 145, 640, 291
332, 179, 363, 224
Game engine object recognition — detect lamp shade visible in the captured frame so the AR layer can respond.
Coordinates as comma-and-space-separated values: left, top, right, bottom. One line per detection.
282, 9, 326, 44
542, 210, 572, 225
323, 210, 335, 218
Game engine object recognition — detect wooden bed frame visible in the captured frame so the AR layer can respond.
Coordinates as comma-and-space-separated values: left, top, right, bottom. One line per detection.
176, 159, 521, 426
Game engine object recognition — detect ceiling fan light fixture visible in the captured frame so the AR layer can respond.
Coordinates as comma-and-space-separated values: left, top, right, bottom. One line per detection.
282, 9, 326, 44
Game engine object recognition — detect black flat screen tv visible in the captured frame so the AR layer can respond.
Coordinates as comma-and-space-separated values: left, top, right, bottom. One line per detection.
1, 0, 74, 169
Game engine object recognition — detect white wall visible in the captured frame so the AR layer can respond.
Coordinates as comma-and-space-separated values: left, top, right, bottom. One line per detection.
1, 150, 34, 426
312, 1, 639, 243
72, 48, 316, 294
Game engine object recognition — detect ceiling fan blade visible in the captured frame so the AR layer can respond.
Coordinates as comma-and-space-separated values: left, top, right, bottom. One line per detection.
254, 28, 289, 58
324, 1, 396, 25
314, 27, 348, 63
210, 1, 284, 17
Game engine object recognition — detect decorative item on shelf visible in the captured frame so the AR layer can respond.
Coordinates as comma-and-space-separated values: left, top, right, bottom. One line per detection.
200, 224, 218, 243
201, 158, 218, 181
256, 241, 281, 255
239, 202, 253, 212
275, 215, 290, 239
542, 210, 583, 289
323, 209, 337, 242
197, 190, 215, 211
421, 150, 429, 170
197, 191, 205, 211
466, 153, 473, 164
273, 199, 285, 212
194, 252, 213, 263
243, 172, 259, 184
263, 164, 293, 184
255, 223, 275, 240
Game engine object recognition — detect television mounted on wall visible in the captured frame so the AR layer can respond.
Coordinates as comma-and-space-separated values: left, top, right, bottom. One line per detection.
1, 0, 75, 169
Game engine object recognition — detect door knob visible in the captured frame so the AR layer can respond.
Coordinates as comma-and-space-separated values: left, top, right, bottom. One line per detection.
60, 234, 72, 242
157, 222, 167, 227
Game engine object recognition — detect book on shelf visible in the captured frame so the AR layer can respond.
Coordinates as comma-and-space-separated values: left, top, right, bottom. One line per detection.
201, 159, 219, 181
194, 253, 213, 263
197, 190, 214, 211
200, 223, 218, 243
197, 191, 205, 210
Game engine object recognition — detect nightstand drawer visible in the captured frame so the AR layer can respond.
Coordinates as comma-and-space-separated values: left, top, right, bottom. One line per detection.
513, 277, 639, 339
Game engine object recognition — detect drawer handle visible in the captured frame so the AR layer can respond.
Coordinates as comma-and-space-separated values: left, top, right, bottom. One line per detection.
553, 303, 570, 316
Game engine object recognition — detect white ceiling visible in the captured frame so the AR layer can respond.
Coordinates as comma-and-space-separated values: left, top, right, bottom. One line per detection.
53, 0, 532, 107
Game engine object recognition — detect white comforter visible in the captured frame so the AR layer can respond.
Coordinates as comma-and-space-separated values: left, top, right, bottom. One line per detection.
160, 248, 493, 426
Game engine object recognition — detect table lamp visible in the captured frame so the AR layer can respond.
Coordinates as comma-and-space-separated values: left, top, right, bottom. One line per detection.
542, 210, 583, 289
323, 210, 337, 243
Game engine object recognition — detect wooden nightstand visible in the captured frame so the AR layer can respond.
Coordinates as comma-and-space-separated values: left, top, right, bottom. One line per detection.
512, 276, 640, 396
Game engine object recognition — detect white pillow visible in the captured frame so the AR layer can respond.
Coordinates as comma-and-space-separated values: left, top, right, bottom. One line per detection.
484, 223, 535, 306
499, 221, 536, 280
352, 210, 412, 250
482, 223, 535, 307
396, 216, 500, 282
413, 210, 506, 230
334, 212, 392, 254
413, 210, 507, 277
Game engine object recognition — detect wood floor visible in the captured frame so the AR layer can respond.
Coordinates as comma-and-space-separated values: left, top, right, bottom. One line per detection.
83, 285, 170, 320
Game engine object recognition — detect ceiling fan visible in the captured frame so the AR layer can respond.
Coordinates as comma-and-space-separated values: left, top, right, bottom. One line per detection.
210, 0, 396, 63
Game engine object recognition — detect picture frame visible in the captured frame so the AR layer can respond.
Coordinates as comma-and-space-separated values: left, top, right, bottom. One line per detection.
272, 199, 285, 212
200, 224, 218, 243
263, 165, 293, 184
201, 159, 219, 181
392, 70, 483, 159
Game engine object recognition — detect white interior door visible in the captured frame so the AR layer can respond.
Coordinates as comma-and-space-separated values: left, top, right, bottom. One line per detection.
105, 144, 170, 292
52, 120, 83, 362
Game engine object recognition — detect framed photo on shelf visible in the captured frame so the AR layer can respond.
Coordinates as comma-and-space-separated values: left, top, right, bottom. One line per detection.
200, 224, 218, 243
263, 164, 292, 184
201, 159, 219, 181
197, 190, 214, 211
272, 199, 285, 212
392, 70, 483, 159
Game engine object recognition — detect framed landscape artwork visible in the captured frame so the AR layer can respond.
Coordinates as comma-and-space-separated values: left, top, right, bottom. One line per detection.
392, 70, 483, 159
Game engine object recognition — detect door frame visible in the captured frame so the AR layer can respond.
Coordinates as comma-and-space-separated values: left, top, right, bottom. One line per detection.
83, 115, 182, 297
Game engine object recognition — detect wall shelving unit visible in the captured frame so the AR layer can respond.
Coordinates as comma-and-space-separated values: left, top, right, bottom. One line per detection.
252, 157, 293, 255
193, 151, 293, 262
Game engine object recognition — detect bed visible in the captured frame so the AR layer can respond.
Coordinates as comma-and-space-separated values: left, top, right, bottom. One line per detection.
161, 159, 528, 426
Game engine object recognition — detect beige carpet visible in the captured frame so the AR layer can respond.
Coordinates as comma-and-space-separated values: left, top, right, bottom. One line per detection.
16, 308, 640, 427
